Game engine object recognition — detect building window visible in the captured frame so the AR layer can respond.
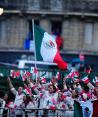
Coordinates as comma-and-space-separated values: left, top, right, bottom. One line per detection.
51, 21, 62, 35
51, 21, 63, 49
28, 0, 40, 10
84, 23, 93, 44
50, 0, 63, 11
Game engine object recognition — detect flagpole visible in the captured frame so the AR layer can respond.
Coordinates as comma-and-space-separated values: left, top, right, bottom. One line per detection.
32, 19, 37, 82
32, 19, 37, 68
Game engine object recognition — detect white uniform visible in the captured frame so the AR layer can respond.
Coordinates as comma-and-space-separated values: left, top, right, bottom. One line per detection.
26, 101, 36, 117
11, 88, 24, 115
11, 88, 24, 107
43, 91, 58, 117
0, 98, 6, 117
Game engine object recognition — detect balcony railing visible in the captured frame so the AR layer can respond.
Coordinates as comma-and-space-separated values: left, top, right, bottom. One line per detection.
0, 0, 98, 13
0, 108, 74, 117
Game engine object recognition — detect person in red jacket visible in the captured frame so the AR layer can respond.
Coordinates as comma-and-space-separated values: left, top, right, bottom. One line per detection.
52, 29, 63, 50
56, 34, 63, 49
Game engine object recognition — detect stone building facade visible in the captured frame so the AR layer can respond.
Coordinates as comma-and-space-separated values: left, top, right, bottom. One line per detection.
0, 0, 98, 53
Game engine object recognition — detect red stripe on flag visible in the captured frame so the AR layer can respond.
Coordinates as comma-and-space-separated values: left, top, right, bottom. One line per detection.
34, 68, 38, 74
92, 100, 98, 117
82, 78, 89, 84
53, 50, 67, 70
26, 71, 31, 77
15, 71, 20, 77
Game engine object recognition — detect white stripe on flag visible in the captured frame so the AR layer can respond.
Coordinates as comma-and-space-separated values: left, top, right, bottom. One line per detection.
41, 32, 57, 62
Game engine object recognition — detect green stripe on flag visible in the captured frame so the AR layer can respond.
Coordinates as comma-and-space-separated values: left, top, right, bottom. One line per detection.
74, 101, 83, 117
34, 24, 45, 61
41, 72, 46, 77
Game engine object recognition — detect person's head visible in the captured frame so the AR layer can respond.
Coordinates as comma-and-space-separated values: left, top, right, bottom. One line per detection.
58, 91, 62, 99
23, 95, 27, 102
83, 85, 89, 93
82, 93, 87, 100
3, 93, 8, 101
73, 83, 77, 89
84, 65, 92, 74
28, 84, 31, 88
24, 83, 27, 88
48, 84, 55, 94
72, 90, 78, 98
18, 87, 23, 95
27, 95, 33, 103
58, 91, 66, 101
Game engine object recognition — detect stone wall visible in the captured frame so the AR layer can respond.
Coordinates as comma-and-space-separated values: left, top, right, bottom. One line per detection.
0, 16, 28, 48
62, 18, 84, 50
1, 15, 98, 52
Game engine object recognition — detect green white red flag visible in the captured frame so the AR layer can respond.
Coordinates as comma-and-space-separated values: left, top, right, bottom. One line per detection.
34, 24, 67, 70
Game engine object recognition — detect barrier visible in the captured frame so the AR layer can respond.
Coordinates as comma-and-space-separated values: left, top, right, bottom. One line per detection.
0, 108, 74, 117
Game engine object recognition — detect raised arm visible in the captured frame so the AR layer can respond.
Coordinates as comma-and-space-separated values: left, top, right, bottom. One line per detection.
7, 77, 17, 95
7, 77, 14, 89
27, 78, 40, 94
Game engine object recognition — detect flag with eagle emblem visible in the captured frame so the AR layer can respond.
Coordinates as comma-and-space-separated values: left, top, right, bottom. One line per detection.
34, 24, 67, 70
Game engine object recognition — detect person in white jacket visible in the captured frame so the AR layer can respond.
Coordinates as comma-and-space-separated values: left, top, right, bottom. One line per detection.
7, 77, 25, 117
26, 95, 36, 117
0, 93, 8, 117
43, 84, 58, 117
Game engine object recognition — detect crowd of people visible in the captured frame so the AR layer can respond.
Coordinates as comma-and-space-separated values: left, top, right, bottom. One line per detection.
0, 64, 98, 117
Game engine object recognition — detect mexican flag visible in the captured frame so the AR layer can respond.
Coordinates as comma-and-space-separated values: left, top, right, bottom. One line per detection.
55, 71, 60, 80
23, 84, 32, 96
92, 76, 98, 85
74, 71, 80, 82
34, 24, 67, 70
10, 70, 16, 78
74, 100, 98, 117
30, 67, 38, 80
82, 76, 89, 84
40, 72, 47, 83
30, 67, 38, 74
81, 73, 94, 90
20, 70, 27, 81
10, 70, 20, 78
64, 69, 75, 79
81, 73, 90, 84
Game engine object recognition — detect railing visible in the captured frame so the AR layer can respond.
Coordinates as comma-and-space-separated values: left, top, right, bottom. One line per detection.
0, 0, 98, 13
0, 108, 74, 117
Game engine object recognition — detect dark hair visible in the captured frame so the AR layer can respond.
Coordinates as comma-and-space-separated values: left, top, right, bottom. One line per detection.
85, 107, 89, 112
27, 95, 33, 103
83, 85, 89, 93
48, 84, 57, 93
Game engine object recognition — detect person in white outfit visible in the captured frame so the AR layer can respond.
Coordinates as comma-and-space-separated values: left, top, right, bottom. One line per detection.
7, 77, 25, 117
0, 93, 8, 117
43, 84, 58, 117
26, 96, 36, 117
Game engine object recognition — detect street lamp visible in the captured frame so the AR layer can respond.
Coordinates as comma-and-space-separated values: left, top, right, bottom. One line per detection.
0, 8, 4, 15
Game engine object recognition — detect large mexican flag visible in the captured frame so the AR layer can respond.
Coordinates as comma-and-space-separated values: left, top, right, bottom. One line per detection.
74, 100, 98, 117
34, 24, 67, 70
